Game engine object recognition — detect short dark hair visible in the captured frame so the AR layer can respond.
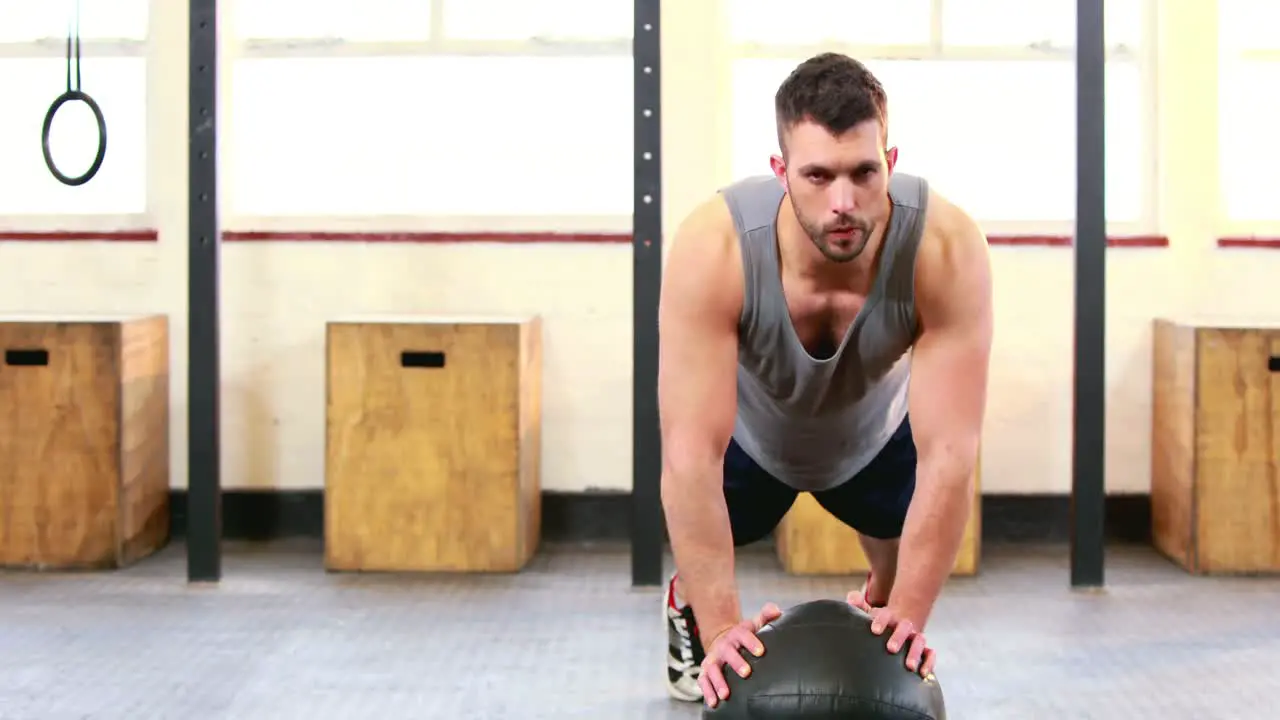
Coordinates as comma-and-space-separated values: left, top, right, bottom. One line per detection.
774, 52, 889, 154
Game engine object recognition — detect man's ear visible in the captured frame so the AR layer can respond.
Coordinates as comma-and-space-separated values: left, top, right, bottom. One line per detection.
885, 146, 899, 172
769, 154, 788, 191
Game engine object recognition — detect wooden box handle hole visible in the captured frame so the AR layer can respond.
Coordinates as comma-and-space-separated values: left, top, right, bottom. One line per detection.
401, 351, 445, 369
4, 349, 49, 367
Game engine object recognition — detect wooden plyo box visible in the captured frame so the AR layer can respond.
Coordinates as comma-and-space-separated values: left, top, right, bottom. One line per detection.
775, 455, 982, 576
325, 315, 542, 573
0, 314, 170, 570
1152, 318, 1280, 574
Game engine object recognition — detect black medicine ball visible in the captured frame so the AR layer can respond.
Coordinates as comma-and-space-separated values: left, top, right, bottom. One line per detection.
701, 599, 946, 720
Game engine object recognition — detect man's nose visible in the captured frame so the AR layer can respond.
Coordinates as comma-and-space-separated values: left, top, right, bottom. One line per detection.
829, 181, 857, 215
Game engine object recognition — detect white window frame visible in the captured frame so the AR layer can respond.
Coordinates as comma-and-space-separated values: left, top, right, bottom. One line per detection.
221, 0, 633, 234
1219, 45, 1280, 236
0, 2, 154, 234
727, 0, 1162, 238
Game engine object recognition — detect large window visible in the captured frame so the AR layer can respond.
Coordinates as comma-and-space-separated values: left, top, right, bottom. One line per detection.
1218, 0, 1280, 224
225, 0, 633, 227
938, 0, 1144, 49
725, 0, 1155, 231
0, 0, 149, 220
233, 0, 433, 42
727, 0, 1145, 50
441, 0, 631, 41
727, 0, 934, 46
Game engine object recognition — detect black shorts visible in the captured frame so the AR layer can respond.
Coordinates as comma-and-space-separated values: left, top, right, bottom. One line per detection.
724, 415, 917, 545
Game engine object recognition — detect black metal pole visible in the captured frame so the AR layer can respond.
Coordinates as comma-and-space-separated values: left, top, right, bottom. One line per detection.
1071, 0, 1106, 588
631, 0, 664, 587
188, 0, 222, 582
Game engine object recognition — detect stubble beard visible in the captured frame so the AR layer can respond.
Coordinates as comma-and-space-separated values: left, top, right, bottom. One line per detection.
798, 212, 874, 263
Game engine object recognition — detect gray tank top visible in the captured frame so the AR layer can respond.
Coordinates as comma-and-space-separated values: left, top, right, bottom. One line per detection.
720, 172, 928, 492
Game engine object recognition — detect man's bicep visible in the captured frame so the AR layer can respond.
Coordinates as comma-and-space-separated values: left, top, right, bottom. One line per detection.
908, 212, 993, 462
909, 317, 991, 461
657, 304, 739, 469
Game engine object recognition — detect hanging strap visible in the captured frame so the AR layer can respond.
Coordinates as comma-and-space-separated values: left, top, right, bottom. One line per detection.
65, 0, 83, 95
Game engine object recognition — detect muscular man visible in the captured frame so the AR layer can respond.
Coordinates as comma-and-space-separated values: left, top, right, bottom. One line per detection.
657, 52, 993, 708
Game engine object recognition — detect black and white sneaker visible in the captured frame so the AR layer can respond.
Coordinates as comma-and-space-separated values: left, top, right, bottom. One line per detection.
664, 573, 704, 702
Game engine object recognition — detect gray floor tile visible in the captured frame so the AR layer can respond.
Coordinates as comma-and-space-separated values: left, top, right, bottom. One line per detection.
0, 540, 1274, 719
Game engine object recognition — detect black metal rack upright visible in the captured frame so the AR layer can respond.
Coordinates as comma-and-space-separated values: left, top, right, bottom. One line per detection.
187, 0, 222, 582
1072, 0, 1108, 589
631, 0, 664, 587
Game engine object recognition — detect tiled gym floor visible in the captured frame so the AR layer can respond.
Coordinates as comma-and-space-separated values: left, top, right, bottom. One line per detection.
0, 539, 1273, 719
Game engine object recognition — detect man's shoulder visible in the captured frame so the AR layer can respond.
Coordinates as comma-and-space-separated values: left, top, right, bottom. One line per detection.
918, 188, 988, 266
663, 192, 746, 317
675, 192, 738, 248
912, 188, 993, 325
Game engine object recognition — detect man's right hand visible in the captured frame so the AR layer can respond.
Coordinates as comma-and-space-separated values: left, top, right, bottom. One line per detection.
698, 602, 784, 708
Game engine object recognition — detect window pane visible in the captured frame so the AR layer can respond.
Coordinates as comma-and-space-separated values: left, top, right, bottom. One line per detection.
941, 0, 1144, 48
229, 57, 632, 217
232, 0, 431, 41
0, 58, 147, 215
726, 0, 932, 45
1219, 0, 1280, 53
442, 0, 630, 40
731, 58, 1144, 223
0, 0, 148, 41
1219, 60, 1280, 222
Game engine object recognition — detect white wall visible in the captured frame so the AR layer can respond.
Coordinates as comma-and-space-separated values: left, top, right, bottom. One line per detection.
0, 0, 1277, 495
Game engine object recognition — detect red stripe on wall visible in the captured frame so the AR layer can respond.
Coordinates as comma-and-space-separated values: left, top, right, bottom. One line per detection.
987, 234, 1169, 248
224, 231, 1171, 247
0, 229, 159, 242
1106, 235, 1170, 248
988, 234, 1070, 247
0, 229, 1175, 248
221, 230, 633, 244
1218, 236, 1280, 249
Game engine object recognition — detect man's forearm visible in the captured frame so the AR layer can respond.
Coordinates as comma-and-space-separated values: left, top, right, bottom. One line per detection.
886, 452, 975, 629
661, 465, 741, 645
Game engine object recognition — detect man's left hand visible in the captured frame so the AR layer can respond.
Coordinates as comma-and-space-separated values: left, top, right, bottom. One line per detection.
846, 590, 936, 677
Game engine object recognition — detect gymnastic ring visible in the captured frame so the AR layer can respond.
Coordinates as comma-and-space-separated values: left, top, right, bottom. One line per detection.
41, 89, 107, 187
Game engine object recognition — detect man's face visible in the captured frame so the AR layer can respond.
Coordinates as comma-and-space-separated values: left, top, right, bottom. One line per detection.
770, 118, 898, 263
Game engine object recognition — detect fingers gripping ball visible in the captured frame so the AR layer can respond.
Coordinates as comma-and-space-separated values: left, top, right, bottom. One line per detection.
701, 599, 947, 720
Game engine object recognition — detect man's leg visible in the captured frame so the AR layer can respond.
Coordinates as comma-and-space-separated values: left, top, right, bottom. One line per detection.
809, 415, 917, 607
665, 437, 797, 702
